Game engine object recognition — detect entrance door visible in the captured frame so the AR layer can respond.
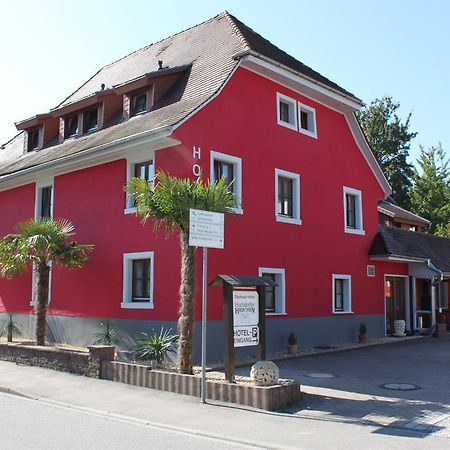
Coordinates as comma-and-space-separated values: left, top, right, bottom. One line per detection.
385, 277, 406, 334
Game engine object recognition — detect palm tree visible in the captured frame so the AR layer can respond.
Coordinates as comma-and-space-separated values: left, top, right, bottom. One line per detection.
127, 171, 236, 374
0, 218, 93, 346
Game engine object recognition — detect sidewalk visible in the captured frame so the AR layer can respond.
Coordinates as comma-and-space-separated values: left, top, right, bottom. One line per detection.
0, 360, 448, 449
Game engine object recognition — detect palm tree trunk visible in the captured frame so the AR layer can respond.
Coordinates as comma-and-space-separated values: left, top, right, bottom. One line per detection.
35, 261, 50, 346
177, 230, 196, 374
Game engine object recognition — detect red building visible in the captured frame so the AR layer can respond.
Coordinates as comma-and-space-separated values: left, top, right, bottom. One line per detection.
0, 12, 448, 358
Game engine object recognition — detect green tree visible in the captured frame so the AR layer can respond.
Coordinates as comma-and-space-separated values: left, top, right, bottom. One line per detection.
410, 144, 450, 236
127, 171, 236, 374
0, 219, 93, 346
358, 96, 417, 208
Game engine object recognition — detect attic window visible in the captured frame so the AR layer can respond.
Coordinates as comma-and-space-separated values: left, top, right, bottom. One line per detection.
27, 128, 40, 152
64, 115, 79, 138
298, 103, 317, 138
83, 108, 98, 133
131, 92, 147, 116
277, 93, 297, 131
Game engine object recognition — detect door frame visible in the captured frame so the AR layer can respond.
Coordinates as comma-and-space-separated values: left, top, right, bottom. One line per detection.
384, 274, 409, 336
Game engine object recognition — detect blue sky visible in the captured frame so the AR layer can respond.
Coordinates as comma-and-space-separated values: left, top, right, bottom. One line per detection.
1, 0, 448, 163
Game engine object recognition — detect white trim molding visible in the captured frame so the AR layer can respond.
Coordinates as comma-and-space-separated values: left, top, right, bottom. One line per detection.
298, 102, 317, 139
275, 168, 301, 225
276, 92, 297, 131
258, 267, 286, 315
332, 274, 352, 314
343, 186, 365, 235
122, 251, 155, 309
210, 150, 243, 214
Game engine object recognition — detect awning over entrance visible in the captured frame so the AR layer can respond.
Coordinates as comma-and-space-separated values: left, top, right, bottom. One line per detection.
369, 226, 450, 277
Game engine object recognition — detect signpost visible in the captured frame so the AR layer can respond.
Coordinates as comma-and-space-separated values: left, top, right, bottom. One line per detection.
189, 209, 224, 404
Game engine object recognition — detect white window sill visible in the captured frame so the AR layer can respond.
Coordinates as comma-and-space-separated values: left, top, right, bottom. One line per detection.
345, 228, 365, 236
332, 311, 354, 315
277, 120, 297, 131
229, 207, 243, 215
121, 302, 154, 310
265, 312, 287, 316
124, 207, 137, 215
276, 215, 302, 225
299, 128, 317, 139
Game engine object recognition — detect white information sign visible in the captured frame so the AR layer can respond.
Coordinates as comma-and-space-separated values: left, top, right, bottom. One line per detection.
234, 326, 259, 347
233, 290, 259, 347
233, 290, 259, 326
189, 209, 224, 249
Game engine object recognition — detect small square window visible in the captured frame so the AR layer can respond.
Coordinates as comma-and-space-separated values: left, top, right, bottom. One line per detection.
64, 115, 79, 138
27, 128, 40, 152
343, 187, 364, 235
332, 275, 352, 313
83, 108, 98, 133
298, 103, 317, 138
277, 93, 297, 131
122, 252, 154, 309
259, 268, 286, 315
131, 92, 147, 116
210, 151, 242, 213
275, 169, 301, 225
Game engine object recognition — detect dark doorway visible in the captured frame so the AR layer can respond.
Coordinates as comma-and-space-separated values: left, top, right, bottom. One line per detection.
385, 277, 406, 334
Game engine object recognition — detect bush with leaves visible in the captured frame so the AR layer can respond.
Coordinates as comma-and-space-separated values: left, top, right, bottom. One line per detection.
93, 319, 124, 347
134, 327, 178, 365
0, 314, 22, 342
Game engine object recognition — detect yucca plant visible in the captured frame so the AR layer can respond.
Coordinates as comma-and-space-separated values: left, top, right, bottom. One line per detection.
0, 314, 22, 342
0, 218, 93, 346
93, 319, 124, 347
127, 171, 236, 374
134, 327, 178, 365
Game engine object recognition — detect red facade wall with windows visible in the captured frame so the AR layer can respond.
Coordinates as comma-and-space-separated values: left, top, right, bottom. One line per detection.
0, 67, 408, 321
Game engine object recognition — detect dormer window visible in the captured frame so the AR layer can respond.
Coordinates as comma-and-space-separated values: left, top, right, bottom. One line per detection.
27, 128, 40, 152
64, 115, 79, 138
83, 108, 98, 133
131, 92, 147, 116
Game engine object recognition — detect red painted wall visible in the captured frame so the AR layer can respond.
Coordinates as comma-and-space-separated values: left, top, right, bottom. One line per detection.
0, 66, 409, 323
0, 184, 35, 313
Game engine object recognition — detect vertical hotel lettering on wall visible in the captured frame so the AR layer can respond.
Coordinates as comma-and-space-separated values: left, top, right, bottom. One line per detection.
192, 146, 202, 178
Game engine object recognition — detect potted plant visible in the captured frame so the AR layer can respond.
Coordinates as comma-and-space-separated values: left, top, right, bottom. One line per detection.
288, 333, 297, 354
358, 323, 368, 344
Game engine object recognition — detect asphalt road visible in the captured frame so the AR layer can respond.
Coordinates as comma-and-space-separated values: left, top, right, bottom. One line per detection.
0, 392, 253, 450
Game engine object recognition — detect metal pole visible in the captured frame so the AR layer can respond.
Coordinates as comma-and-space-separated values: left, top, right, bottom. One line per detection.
201, 246, 208, 403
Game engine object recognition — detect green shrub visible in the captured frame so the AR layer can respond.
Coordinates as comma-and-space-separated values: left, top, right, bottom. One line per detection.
134, 327, 178, 365
0, 314, 22, 342
359, 322, 368, 336
288, 332, 297, 346
93, 319, 124, 347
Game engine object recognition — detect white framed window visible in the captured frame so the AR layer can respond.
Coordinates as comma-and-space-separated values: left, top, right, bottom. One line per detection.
210, 150, 243, 214
343, 186, 364, 235
275, 169, 301, 225
259, 267, 286, 315
298, 103, 317, 138
35, 179, 54, 219
367, 265, 376, 277
122, 251, 154, 309
125, 158, 155, 214
332, 274, 352, 314
276, 93, 297, 131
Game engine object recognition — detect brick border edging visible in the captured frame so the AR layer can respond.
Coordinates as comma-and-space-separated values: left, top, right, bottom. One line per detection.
101, 361, 300, 410
0, 343, 114, 378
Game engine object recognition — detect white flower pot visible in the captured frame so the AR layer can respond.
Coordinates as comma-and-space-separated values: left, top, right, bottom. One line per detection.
393, 320, 406, 337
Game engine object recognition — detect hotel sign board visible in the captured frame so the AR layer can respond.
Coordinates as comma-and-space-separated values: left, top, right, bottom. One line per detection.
233, 290, 259, 347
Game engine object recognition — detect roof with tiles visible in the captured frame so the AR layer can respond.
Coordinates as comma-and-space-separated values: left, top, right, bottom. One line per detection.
378, 199, 430, 226
370, 226, 450, 272
0, 11, 360, 178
